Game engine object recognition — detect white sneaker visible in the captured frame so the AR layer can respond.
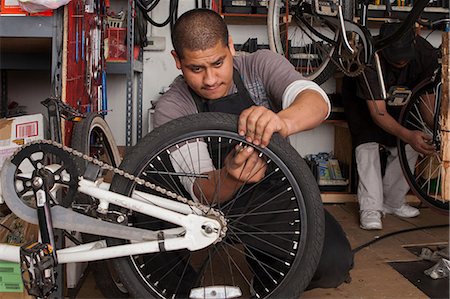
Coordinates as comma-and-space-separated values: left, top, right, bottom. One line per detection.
384, 204, 420, 218
360, 210, 382, 230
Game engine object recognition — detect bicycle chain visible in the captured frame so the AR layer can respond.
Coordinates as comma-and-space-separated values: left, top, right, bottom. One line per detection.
329, 47, 366, 77
334, 58, 366, 77
11, 139, 227, 242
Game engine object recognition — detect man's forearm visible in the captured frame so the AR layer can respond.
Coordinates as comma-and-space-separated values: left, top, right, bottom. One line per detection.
278, 90, 329, 136
370, 107, 411, 142
193, 169, 244, 204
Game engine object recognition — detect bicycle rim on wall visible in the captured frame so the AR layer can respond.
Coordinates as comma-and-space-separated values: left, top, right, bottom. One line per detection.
268, 0, 354, 85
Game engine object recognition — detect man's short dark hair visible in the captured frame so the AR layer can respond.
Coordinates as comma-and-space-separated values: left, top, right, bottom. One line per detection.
172, 9, 229, 59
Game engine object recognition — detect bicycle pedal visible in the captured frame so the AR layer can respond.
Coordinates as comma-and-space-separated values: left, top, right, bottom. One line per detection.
189, 286, 242, 299
20, 241, 57, 298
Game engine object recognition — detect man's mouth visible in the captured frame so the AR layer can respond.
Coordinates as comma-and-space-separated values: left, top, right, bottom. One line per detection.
203, 84, 222, 91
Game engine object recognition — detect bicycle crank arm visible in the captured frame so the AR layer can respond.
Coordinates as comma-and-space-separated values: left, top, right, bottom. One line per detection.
0, 228, 218, 264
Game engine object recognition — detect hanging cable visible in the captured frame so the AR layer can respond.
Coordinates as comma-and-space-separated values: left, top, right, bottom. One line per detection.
169, 0, 179, 33
138, 0, 160, 12
136, 0, 178, 28
0, 223, 13, 233
352, 224, 448, 254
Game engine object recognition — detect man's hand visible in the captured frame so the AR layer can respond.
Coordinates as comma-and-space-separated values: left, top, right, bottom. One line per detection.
238, 106, 288, 147
224, 144, 267, 183
405, 130, 435, 155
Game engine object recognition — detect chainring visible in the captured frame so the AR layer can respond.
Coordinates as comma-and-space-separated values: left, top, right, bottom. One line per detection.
11, 143, 81, 208
336, 34, 366, 77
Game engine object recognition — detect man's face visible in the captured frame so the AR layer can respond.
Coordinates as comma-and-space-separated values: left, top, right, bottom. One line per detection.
172, 38, 235, 100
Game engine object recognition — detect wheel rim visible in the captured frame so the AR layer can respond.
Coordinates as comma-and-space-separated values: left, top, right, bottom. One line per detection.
399, 86, 449, 213
269, 0, 339, 83
89, 124, 118, 166
119, 130, 309, 298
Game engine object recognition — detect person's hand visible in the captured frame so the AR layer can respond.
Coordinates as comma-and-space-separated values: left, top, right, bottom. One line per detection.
223, 144, 267, 184
238, 106, 288, 147
405, 130, 435, 155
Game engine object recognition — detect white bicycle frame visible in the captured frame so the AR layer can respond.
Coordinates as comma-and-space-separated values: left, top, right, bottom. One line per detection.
0, 160, 222, 265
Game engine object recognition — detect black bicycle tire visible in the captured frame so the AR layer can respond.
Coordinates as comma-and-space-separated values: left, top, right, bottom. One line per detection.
397, 81, 449, 214
268, 0, 354, 85
108, 112, 324, 298
71, 113, 129, 298
71, 112, 122, 171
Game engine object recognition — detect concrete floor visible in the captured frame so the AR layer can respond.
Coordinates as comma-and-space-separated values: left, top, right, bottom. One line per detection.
72, 202, 449, 299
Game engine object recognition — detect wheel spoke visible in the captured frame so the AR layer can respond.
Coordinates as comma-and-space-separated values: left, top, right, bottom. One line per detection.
398, 82, 448, 212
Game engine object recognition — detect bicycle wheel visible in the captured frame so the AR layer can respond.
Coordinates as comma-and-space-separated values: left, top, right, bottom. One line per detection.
71, 112, 122, 174
108, 112, 324, 298
268, 0, 354, 85
398, 81, 449, 214
71, 113, 128, 298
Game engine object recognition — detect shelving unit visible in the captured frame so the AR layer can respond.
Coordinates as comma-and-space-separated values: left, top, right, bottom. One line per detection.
106, 0, 143, 147
219, 0, 268, 16
0, 13, 64, 116
0, 10, 66, 298
365, 4, 449, 22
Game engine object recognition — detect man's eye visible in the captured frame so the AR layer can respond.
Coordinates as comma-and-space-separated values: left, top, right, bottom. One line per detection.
191, 67, 202, 73
214, 61, 223, 67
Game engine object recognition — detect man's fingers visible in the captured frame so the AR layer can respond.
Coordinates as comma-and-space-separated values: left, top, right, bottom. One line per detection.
253, 113, 274, 146
233, 144, 254, 166
238, 106, 270, 143
245, 109, 265, 143
242, 151, 266, 181
238, 109, 251, 137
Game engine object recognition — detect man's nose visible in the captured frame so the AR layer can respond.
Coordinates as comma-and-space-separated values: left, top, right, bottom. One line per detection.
203, 68, 218, 86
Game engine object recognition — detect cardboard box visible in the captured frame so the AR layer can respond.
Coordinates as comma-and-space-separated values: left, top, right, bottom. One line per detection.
0, 114, 44, 170
0, 0, 52, 16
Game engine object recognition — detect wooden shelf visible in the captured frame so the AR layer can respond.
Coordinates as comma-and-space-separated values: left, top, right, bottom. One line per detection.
220, 15, 268, 25
221, 13, 267, 17
325, 119, 348, 127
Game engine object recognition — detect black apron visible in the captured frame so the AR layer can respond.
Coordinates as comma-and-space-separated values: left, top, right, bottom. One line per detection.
189, 68, 255, 114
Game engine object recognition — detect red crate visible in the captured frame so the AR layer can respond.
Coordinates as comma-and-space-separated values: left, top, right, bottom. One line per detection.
107, 27, 127, 62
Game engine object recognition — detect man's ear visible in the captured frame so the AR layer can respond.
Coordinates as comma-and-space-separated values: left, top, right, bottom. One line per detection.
171, 50, 182, 70
228, 36, 236, 56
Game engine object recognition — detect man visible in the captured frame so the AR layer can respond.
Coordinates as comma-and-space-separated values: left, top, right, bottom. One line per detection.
342, 22, 439, 230
154, 8, 353, 293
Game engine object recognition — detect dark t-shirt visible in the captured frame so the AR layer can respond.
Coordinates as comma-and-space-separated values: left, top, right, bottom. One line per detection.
343, 35, 438, 147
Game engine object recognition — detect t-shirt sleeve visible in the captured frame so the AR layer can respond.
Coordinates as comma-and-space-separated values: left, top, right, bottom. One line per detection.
250, 50, 304, 110
416, 36, 439, 80
153, 77, 198, 128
